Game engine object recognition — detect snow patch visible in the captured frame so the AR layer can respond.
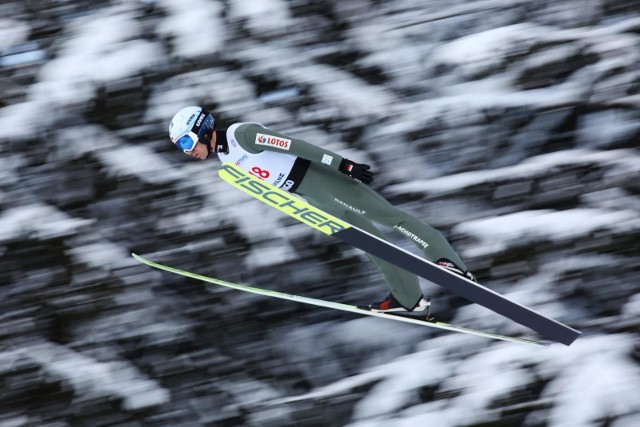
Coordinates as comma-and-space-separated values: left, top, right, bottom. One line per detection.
455, 208, 639, 255
229, 0, 292, 33
387, 149, 639, 195
0, 18, 29, 50
97, 145, 182, 185
156, 0, 224, 58
0, 204, 93, 242
24, 341, 170, 410
67, 242, 132, 270
33, 7, 161, 105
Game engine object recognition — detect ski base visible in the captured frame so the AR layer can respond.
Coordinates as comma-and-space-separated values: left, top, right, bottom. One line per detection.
132, 253, 551, 347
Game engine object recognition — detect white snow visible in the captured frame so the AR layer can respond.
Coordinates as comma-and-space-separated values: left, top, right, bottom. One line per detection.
455, 208, 640, 257
97, 145, 182, 185
431, 23, 538, 71
32, 7, 162, 105
0, 100, 52, 140
228, 0, 292, 34
386, 149, 640, 195
0, 204, 93, 241
22, 341, 170, 410
577, 110, 640, 147
0, 6, 162, 141
543, 336, 640, 427
621, 293, 640, 321
0, 18, 29, 50
296, 334, 640, 427
156, 0, 225, 58
231, 44, 400, 119
67, 242, 134, 271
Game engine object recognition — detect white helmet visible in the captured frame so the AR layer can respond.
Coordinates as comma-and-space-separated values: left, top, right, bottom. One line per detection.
169, 106, 216, 152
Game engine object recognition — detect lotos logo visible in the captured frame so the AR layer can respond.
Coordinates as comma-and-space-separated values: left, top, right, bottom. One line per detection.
255, 133, 291, 151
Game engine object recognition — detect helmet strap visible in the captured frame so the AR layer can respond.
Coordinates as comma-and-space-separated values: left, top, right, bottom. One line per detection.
191, 108, 210, 135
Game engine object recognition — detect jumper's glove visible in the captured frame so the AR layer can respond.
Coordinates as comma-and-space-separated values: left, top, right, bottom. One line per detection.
339, 158, 374, 185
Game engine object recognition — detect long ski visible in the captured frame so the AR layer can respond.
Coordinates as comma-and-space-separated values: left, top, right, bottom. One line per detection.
132, 253, 550, 346
218, 162, 581, 346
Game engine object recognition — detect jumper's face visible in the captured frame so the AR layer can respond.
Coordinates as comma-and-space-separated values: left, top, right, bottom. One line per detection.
185, 141, 210, 160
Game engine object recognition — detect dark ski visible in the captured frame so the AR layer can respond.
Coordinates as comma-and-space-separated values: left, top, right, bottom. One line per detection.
218, 163, 581, 346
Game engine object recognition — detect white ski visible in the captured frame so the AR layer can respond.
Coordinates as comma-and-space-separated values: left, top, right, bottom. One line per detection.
132, 253, 551, 347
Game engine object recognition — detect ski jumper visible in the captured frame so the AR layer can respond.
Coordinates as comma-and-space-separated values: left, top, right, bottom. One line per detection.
221, 123, 468, 310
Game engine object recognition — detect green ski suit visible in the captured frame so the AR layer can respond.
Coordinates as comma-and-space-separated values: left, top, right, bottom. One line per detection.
224, 123, 468, 310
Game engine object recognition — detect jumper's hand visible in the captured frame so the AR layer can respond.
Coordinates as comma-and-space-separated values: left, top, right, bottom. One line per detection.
339, 159, 374, 185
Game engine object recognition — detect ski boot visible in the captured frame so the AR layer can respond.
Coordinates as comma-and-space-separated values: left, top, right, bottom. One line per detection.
436, 258, 477, 282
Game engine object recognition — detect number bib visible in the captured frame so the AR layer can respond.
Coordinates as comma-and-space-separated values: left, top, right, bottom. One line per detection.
217, 123, 298, 189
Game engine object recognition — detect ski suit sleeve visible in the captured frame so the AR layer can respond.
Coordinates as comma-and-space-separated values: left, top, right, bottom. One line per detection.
232, 123, 344, 171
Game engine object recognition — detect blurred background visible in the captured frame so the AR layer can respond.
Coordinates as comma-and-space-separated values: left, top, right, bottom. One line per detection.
1, 0, 639, 426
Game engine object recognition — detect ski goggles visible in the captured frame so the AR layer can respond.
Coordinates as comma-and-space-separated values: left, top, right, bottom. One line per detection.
173, 111, 216, 153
